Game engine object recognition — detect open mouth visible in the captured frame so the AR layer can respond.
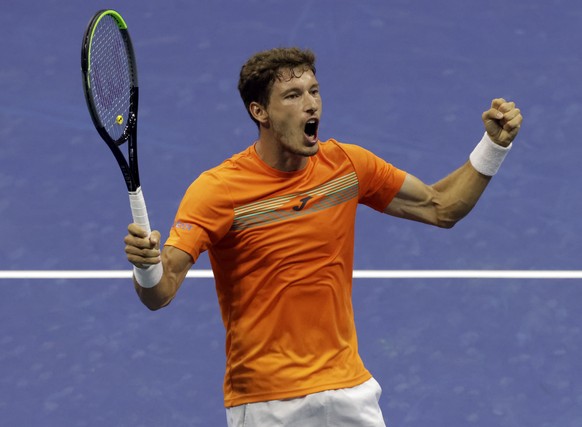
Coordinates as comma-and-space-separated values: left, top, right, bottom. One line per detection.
304, 119, 319, 140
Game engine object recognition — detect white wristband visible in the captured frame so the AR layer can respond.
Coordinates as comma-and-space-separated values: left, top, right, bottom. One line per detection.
469, 132, 512, 176
133, 263, 163, 288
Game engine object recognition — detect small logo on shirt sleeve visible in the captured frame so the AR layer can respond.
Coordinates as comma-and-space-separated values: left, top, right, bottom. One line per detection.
173, 221, 194, 231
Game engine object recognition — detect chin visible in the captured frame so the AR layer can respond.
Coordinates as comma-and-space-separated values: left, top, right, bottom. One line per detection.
301, 143, 319, 157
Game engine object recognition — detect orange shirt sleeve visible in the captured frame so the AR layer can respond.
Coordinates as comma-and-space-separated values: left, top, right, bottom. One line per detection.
336, 142, 407, 211
164, 170, 234, 262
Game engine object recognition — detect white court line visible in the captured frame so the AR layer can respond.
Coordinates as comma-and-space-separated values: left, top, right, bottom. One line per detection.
0, 270, 582, 279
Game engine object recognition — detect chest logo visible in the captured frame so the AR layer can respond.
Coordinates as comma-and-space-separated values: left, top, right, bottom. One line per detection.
292, 196, 313, 211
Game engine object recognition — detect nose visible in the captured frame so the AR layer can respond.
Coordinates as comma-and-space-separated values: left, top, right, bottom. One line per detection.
304, 92, 319, 114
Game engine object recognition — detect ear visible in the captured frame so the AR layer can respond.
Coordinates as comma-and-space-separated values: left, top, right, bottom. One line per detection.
249, 101, 269, 126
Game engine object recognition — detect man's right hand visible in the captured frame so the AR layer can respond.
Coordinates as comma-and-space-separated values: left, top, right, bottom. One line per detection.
124, 223, 161, 268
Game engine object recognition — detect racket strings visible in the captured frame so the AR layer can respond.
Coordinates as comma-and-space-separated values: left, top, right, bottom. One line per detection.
89, 16, 133, 142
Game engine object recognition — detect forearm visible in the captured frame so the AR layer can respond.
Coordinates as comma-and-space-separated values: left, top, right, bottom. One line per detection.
386, 126, 517, 228
133, 245, 193, 310
430, 161, 492, 227
429, 127, 517, 226
133, 272, 177, 310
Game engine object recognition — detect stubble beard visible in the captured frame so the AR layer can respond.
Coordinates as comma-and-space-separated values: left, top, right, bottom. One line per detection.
275, 125, 319, 159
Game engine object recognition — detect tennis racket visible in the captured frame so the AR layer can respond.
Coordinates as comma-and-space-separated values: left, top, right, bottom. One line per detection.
81, 9, 151, 234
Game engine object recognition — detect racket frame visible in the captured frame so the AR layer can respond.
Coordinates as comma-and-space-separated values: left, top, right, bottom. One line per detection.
81, 9, 141, 193
81, 9, 151, 234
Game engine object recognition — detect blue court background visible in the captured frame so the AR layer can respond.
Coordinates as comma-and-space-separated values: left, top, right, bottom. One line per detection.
1, 0, 581, 425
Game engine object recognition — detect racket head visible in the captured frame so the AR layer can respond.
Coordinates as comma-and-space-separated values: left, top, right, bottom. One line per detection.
81, 9, 139, 148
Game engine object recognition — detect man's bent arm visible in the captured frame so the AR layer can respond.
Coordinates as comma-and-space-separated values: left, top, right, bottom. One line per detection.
385, 97, 522, 228
384, 162, 491, 228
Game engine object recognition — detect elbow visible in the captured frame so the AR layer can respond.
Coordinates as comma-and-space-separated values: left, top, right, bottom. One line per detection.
143, 300, 166, 311
142, 297, 173, 311
434, 201, 472, 229
436, 219, 458, 229
433, 211, 462, 228
434, 211, 467, 229
135, 283, 174, 311
140, 296, 172, 311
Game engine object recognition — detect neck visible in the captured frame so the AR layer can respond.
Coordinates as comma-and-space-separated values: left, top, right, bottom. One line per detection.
255, 136, 309, 172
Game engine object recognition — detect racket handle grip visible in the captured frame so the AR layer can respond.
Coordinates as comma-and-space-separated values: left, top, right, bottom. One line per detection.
129, 187, 151, 235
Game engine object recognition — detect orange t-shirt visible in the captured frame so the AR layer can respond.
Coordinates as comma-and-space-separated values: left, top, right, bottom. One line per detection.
165, 138, 406, 407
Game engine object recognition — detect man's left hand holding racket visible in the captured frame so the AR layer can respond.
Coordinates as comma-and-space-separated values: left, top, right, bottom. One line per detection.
81, 9, 163, 289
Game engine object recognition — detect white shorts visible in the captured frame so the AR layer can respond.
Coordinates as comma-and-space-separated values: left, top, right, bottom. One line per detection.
225, 377, 386, 427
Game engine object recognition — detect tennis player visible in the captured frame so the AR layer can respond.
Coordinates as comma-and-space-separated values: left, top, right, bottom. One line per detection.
124, 47, 522, 426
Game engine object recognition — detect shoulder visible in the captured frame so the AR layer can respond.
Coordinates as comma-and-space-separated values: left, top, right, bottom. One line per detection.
209, 145, 255, 175
318, 138, 382, 168
191, 145, 255, 185
320, 137, 406, 186
180, 146, 251, 200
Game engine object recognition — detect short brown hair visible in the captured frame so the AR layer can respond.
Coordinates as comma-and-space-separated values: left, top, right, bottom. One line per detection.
238, 47, 316, 127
